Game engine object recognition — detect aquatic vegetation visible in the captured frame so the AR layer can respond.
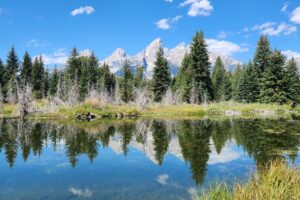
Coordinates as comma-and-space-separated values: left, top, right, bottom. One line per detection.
198, 161, 300, 200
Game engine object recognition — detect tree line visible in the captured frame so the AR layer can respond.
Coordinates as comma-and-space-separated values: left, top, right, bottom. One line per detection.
0, 32, 299, 106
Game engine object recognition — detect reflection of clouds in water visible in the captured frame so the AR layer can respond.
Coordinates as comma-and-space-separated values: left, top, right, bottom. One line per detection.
187, 187, 198, 200
69, 187, 93, 198
208, 142, 241, 165
156, 174, 169, 185
55, 162, 69, 168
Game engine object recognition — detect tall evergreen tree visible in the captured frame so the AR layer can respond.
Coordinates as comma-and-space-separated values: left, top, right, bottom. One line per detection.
260, 50, 287, 104
189, 31, 213, 103
232, 63, 243, 101
31, 56, 45, 99
120, 61, 134, 103
152, 46, 171, 102
237, 62, 260, 103
212, 57, 231, 101
174, 53, 192, 102
21, 52, 32, 84
0, 59, 5, 91
253, 35, 272, 80
6, 47, 19, 80
50, 67, 59, 95
88, 52, 99, 88
133, 66, 145, 88
5, 47, 19, 101
66, 47, 80, 82
43, 69, 50, 96
98, 63, 116, 95
284, 58, 300, 105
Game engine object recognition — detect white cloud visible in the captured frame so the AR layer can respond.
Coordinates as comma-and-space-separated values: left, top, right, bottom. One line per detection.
206, 39, 248, 56
71, 6, 95, 16
291, 7, 300, 24
281, 2, 289, 13
80, 49, 93, 57
283, 50, 300, 64
69, 187, 93, 198
26, 39, 50, 47
252, 22, 297, 36
37, 48, 68, 65
208, 141, 241, 165
217, 31, 229, 39
165, 0, 173, 2
156, 174, 169, 185
156, 15, 182, 30
180, 0, 213, 17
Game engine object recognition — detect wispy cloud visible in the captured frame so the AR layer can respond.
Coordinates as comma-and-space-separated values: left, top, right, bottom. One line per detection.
217, 31, 230, 39
26, 39, 50, 48
165, 0, 173, 2
69, 187, 93, 198
156, 15, 182, 30
252, 22, 297, 36
180, 0, 213, 17
290, 7, 300, 24
37, 48, 68, 65
156, 174, 169, 185
71, 6, 95, 16
281, 2, 289, 13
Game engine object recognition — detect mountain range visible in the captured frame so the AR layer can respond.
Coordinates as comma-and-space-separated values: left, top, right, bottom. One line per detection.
99, 38, 240, 78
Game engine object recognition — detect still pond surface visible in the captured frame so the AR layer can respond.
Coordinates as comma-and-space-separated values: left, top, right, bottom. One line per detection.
0, 118, 300, 200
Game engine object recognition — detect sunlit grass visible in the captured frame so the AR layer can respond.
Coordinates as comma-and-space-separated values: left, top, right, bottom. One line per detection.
197, 161, 300, 200
0, 100, 298, 118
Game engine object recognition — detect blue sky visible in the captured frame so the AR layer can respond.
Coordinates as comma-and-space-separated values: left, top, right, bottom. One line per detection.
1, 0, 300, 65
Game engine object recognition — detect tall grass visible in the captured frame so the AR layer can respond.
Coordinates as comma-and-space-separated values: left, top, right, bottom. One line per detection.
197, 161, 300, 200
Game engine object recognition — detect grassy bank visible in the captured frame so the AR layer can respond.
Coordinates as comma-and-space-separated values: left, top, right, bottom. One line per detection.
0, 101, 299, 119
197, 161, 300, 200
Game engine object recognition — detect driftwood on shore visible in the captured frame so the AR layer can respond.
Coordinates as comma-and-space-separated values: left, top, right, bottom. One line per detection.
76, 112, 97, 121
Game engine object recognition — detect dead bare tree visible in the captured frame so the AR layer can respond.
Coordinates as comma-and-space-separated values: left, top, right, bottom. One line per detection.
17, 84, 33, 117
133, 86, 152, 110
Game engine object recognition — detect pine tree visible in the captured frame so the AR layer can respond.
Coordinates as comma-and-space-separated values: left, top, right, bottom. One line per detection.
66, 47, 80, 82
253, 35, 272, 79
174, 53, 192, 102
78, 57, 90, 100
50, 67, 59, 95
98, 63, 116, 95
232, 63, 243, 101
222, 72, 232, 101
152, 46, 171, 102
31, 56, 45, 99
212, 57, 230, 101
21, 52, 32, 84
43, 69, 50, 97
189, 31, 213, 102
6, 47, 19, 80
88, 52, 99, 88
0, 59, 5, 95
120, 61, 134, 103
134, 66, 145, 88
5, 47, 19, 101
284, 58, 300, 105
237, 62, 260, 103
260, 50, 287, 104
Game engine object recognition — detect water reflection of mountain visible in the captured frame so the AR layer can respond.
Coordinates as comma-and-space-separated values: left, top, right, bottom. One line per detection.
0, 118, 300, 185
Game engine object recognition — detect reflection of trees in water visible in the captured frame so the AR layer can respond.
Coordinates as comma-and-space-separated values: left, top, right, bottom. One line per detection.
0, 118, 299, 185
152, 120, 170, 166
177, 119, 212, 185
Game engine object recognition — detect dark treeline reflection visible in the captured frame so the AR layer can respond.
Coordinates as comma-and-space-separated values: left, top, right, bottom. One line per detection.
0, 118, 300, 185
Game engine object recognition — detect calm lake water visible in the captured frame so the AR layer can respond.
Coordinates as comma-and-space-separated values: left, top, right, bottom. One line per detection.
0, 118, 300, 200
